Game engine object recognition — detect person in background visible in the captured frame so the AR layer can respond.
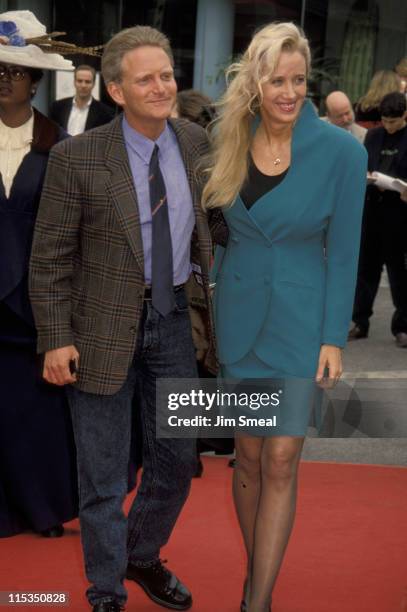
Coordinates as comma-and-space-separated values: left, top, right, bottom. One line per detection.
173, 88, 216, 128
324, 90, 366, 144
349, 92, 407, 347
173, 87, 235, 476
0, 10, 80, 539
205, 22, 367, 612
395, 57, 407, 95
50, 64, 114, 135
355, 70, 402, 128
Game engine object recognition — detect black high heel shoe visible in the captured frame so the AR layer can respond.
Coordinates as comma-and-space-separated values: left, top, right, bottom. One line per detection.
240, 598, 272, 611
240, 578, 248, 611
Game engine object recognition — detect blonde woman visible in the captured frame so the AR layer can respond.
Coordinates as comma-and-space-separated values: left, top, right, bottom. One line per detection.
204, 23, 367, 611
355, 69, 402, 128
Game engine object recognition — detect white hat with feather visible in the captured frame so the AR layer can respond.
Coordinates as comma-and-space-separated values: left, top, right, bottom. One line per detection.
0, 11, 102, 71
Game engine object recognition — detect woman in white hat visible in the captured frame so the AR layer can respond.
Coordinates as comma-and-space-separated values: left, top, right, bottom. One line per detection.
0, 11, 95, 538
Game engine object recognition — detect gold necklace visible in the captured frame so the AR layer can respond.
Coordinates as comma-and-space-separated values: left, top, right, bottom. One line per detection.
256, 129, 290, 167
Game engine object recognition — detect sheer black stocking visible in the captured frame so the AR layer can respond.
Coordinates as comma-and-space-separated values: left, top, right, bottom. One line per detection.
233, 435, 304, 612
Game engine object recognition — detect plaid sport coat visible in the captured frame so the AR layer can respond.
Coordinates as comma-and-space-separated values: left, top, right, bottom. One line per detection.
29, 116, 216, 395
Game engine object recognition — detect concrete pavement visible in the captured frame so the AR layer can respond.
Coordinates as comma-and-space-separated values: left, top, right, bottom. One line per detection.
303, 283, 407, 466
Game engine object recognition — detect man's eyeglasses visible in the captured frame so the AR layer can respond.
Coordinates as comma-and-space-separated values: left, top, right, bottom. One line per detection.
0, 64, 26, 81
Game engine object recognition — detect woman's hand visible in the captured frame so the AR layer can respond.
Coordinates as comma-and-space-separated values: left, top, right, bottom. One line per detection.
315, 344, 342, 388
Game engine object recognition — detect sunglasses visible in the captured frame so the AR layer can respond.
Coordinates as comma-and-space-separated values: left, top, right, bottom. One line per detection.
0, 64, 27, 82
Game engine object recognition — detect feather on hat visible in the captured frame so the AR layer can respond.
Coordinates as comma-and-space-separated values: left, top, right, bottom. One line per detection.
0, 11, 103, 71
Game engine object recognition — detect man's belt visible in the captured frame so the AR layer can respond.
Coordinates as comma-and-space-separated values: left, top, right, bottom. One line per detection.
144, 284, 185, 300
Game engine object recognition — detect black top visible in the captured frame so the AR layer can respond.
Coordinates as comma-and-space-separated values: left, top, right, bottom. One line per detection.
241, 156, 289, 209
354, 104, 381, 123
378, 125, 407, 176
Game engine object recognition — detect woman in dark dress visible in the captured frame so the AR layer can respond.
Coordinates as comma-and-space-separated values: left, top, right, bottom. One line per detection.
0, 10, 80, 538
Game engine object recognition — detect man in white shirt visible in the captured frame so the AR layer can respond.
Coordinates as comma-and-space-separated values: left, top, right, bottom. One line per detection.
324, 90, 367, 144
50, 65, 114, 135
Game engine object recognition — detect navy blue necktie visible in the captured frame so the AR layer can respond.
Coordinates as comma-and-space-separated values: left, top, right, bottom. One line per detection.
149, 144, 175, 316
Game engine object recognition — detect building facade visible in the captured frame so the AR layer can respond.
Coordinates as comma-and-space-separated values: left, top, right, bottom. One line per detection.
2, 0, 407, 111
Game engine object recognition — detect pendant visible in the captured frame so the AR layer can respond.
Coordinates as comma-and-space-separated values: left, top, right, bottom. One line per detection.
273, 158, 281, 166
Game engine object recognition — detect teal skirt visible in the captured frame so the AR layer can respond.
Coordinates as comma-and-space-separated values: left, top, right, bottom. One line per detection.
220, 351, 320, 437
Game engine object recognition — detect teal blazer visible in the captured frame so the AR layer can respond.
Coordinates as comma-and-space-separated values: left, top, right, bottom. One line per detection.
212, 100, 368, 378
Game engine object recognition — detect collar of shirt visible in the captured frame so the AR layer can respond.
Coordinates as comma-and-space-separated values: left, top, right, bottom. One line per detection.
122, 115, 172, 164
72, 96, 93, 110
0, 112, 34, 149
326, 117, 352, 132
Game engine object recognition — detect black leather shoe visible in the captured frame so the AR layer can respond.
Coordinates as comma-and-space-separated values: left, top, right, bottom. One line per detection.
40, 524, 64, 538
92, 602, 123, 612
348, 324, 368, 340
396, 332, 407, 347
126, 560, 191, 610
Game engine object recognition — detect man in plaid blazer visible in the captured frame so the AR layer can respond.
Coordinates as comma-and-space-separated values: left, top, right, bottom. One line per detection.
29, 26, 215, 612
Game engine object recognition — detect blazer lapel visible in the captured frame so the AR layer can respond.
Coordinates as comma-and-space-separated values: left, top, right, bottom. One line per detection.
61, 98, 72, 131
168, 119, 200, 212
168, 119, 211, 275
85, 99, 97, 131
104, 117, 145, 275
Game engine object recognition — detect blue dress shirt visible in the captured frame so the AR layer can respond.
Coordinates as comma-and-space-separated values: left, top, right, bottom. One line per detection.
122, 116, 195, 285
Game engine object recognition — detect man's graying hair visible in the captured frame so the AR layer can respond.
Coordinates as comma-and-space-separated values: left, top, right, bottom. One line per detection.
101, 26, 173, 84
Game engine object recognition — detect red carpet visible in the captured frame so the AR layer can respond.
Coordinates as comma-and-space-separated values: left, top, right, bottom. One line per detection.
1, 458, 407, 611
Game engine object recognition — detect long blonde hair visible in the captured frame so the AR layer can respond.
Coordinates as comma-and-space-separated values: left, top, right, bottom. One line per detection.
202, 22, 311, 210
358, 70, 401, 112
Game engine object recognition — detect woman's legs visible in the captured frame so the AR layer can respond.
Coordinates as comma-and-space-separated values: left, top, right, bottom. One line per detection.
234, 435, 304, 611
233, 435, 264, 604
249, 436, 304, 611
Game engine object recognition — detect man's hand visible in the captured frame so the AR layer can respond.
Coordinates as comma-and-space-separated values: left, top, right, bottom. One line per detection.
43, 345, 79, 386
315, 344, 342, 389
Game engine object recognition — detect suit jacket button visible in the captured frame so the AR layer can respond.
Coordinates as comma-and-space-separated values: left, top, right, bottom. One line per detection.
231, 236, 239, 243
234, 272, 241, 281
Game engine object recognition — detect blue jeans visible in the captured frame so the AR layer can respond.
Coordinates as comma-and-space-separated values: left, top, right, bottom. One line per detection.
67, 289, 198, 606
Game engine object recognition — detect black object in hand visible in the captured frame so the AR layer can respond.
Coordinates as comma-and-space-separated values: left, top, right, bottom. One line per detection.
69, 359, 77, 375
